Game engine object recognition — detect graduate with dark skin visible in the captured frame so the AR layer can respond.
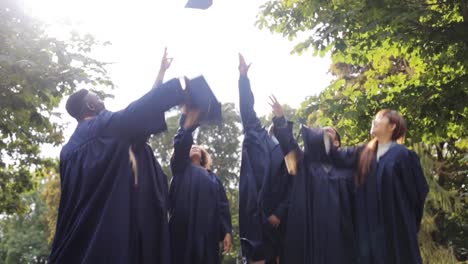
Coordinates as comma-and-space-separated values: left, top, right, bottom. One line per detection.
269, 96, 357, 264
168, 105, 233, 264
49, 48, 187, 264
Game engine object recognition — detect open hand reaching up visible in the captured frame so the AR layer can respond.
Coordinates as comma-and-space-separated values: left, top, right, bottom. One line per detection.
238, 53, 252, 76
269, 95, 284, 118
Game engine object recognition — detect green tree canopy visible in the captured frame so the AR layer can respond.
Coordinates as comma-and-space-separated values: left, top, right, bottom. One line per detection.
258, 0, 467, 260
0, 190, 50, 264
257, 0, 467, 146
0, 0, 112, 214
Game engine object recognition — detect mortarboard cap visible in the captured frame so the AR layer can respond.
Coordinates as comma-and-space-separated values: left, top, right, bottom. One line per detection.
186, 75, 222, 125
185, 0, 212, 9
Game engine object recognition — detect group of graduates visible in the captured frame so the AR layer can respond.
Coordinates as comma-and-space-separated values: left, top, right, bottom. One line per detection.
48, 49, 429, 264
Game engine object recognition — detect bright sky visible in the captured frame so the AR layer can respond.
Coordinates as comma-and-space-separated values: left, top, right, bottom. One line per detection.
21, 0, 332, 156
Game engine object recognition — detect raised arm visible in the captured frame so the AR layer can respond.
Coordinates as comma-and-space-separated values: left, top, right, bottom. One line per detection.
170, 113, 198, 175
327, 140, 362, 169
270, 95, 301, 177
238, 54, 262, 132
153, 47, 173, 88
272, 116, 300, 156
268, 96, 294, 224
269, 95, 299, 154
270, 120, 295, 222
107, 77, 186, 139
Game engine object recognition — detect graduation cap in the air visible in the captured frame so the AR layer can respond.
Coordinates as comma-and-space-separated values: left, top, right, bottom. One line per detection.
185, 0, 212, 9
185, 75, 222, 125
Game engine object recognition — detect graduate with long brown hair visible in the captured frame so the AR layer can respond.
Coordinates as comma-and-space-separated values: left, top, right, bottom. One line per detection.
328, 109, 429, 264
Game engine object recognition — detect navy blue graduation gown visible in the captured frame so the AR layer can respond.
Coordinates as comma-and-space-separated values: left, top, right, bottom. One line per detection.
330, 143, 429, 264
238, 76, 291, 262
272, 118, 356, 264
49, 79, 185, 264
169, 114, 232, 264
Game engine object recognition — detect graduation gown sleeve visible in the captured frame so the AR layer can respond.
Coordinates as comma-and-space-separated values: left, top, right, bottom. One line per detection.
272, 117, 308, 263
328, 142, 362, 169
107, 78, 186, 139
272, 116, 299, 155
238, 75, 265, 258
170, 114, 196, 175
397, 150, 429, 232
214, 176, 233, 239
271, 116, 296, 221
238, 76, 291, 262
239, 75, 262, 132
